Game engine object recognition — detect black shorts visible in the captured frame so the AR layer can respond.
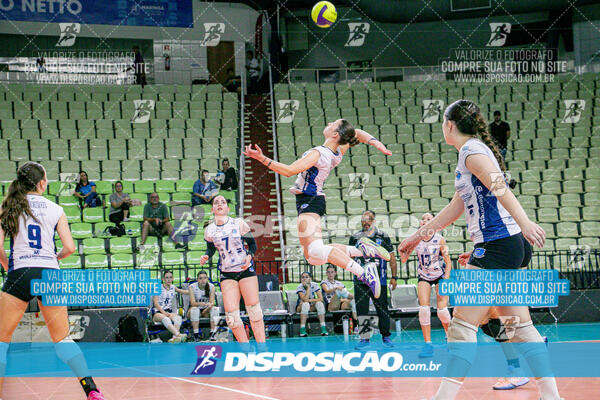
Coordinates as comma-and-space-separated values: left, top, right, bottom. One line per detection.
296, 194, 326, 217
2, 267, 54, 303
468, 233, 532, 270
220, 267, 257, 282
418, 276, 444, 286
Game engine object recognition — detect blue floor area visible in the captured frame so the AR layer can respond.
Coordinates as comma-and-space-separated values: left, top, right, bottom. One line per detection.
275, 322, 600, 345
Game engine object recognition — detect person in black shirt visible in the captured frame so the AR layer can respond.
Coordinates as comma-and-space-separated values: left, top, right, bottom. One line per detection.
220, 158, 238, 191
489, 110, 511, 160
132, 46, 146, 87
349, 210, 397, 349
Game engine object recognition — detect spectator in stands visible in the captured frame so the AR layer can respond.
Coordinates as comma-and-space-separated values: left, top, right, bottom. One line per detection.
152, 270, 188, 343
489, 110, 511, 160
350, 210, 397, 349
187, 270, 220, 341
132, 45, 146, 87
108, 181, 136, 226
223, 67, 241, 94
246, 50, 259, 94
320, 265, 358, 323
73, 171, 102, 208
219, 158, 238, 191
296, 271, 328, 336
139, 193, 184, 251
192, 170, 218, 206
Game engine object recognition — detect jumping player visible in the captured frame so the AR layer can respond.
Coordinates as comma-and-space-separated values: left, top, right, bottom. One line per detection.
152, 270, 188, 343
187, 270, 221, 341
199, 196, 266, 345
399, 100, 560, 400
243, 119, 392, 299
413, 213, 452, 358
0, 162, 105, 400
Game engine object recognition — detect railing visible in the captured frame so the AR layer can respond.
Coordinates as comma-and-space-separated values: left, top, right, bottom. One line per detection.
268, 61, 287, 266
238, 72, 246, 216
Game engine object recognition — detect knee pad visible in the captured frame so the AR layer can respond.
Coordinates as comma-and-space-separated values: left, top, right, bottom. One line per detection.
419, 306, 431, 326
315, 301, 325, 315
247, 303, 263, 322
225, 310, 243, 328
300, 302, 310, 315
437, 307, 451, 324
161, 317, 173, 328
173, 315, 183, 326
210, 307, 221, 324
447, 318, 478, 364
307, 240, 332, 265
189, 307, 200, 322
511, 321, 553, 376
54, 337, 82, 363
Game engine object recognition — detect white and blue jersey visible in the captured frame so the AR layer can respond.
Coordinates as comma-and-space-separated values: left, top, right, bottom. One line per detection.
455, 139, 521, 244
415, 233, 445, 281
190, 281, 215, 309
204, 218, 250, 273
290, 146, 343, 197
155, 284, 176, 313
8, 194, 63, 272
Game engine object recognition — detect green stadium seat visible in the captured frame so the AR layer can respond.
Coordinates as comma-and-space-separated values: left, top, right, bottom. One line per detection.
129, 206, 144, 221
538, 195, 558, 208
95, 181, 113, 195
156, 180, 175, 193
70, 223, 93, 239
111, 253, 134, 267
556, 222, 578, 238
64, 206, 81, 223
58, 196, 79, 207
135, 181, 155, 193
582, 206, 599, 221
83, 208, 104, 223
188, 237, 207, 251
85, 254, 108, 268
82, 238, 106, 254
162, 252, 184, 266
110, 237, 133, 254
60, 254, 82, 269
537, 208, 558, 223
186, 251, 205, 265
123, 221, 141, 237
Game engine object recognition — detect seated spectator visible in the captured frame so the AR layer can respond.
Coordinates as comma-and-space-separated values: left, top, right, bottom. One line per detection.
139, 193, 184, 250
187, 270, 220, 341
192, 170, 218, 206
296, 272, 328, 337
73, 171, 102, 208
109, 181, 141, 226
223, 68, 241, 94
219, 158, 238, 191
152, 270, 189, 343
320, 265, 357, 322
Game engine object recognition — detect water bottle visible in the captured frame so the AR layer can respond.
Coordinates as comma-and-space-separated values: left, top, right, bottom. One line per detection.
281, 323, 287, 339
127, 228, 133, 236
342, 317, 349, 341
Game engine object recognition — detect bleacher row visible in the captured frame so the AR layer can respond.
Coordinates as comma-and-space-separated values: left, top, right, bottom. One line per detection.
0, 83, 240, 182
275, 78, 600, 255
0, 83, 242, 270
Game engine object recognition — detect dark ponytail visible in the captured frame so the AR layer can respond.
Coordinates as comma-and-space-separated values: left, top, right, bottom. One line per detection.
0, 162, 45, 238
198, 270, 209, 297
336, 119, 359, 147
444, 100, 507, 173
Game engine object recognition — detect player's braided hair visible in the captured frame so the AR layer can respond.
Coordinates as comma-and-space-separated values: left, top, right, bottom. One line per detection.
0, 162, 44, 238
337, 119, 359, 147
444, 100, 507, 173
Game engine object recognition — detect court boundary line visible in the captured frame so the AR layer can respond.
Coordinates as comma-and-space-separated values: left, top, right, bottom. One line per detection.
97, 361, 280, 400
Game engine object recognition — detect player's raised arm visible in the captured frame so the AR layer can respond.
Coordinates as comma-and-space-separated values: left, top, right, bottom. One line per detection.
354, 128, 392, 155
243, 144, 320, 177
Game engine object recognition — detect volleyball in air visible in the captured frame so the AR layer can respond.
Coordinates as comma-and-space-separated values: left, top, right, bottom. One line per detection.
311, 1, 337, 28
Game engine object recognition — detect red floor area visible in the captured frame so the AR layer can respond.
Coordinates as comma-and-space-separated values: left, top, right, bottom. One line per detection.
4, 377, 597, 399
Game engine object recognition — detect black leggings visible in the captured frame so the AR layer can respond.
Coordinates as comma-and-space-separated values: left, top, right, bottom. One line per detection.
109, 204, 130, 225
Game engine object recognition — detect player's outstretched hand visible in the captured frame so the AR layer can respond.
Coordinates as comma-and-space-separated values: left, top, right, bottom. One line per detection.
243, 144, 264, 160
373, 140, 392, 156
458, 252, 471, 266
199, 255, 209, 265
521, 220, 546, 248
398, 233, 421, 263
